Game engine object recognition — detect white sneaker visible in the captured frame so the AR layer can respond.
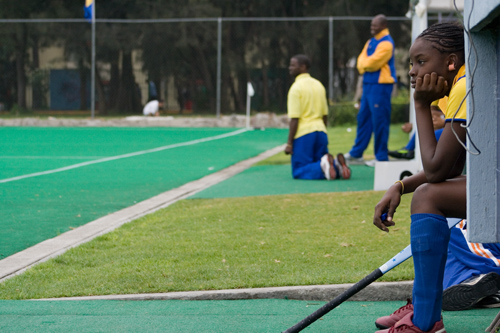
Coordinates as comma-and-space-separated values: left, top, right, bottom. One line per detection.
320, 154, 331, 180
320, 154, 337, 180
365, 159, 377, 167
344, 153, 365, 165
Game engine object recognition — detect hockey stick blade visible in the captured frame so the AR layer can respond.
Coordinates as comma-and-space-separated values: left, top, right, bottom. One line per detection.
283, 218, 462, 333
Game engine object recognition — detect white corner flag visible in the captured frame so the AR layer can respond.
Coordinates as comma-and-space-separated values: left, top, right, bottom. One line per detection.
246, 82, 254, 128
247, 82, 255, 97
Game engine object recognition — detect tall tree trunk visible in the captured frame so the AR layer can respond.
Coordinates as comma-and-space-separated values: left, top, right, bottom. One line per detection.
108, 51, 120, 110
224, 24, 246, 113
95, 64, 107, 115
78, 58, 87, 110
14, 24, 28, 111
117, 51, 138, 113
83, 41, 107, 114
32, 34, 39, 69
227, 74, 238, 112
192, 45, 215, 112
230, 71, 245, 112
338, 66, 347, 96
261, 65, 269, 110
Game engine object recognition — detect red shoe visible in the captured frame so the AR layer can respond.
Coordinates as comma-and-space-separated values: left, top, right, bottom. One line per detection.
375, 299, 413, 329
376, 312, 446, 333
335, 153, 351, 179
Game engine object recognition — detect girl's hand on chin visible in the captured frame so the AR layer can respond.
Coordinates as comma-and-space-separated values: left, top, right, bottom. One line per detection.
414, 72, 449, 104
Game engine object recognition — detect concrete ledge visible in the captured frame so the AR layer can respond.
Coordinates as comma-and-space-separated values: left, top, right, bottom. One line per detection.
0, 114, 289, 128
36, 281, 413, 302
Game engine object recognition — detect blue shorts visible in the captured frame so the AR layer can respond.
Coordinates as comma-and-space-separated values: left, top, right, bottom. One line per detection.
444, 221, 500, 289
291, 131, 328, 180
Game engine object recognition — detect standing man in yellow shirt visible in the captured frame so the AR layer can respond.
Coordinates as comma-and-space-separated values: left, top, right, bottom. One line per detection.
345, 14, 397, 166
285, 54, 350, 180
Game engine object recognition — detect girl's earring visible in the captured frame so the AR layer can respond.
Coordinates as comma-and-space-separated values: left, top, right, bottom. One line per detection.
448, 64, 455, 71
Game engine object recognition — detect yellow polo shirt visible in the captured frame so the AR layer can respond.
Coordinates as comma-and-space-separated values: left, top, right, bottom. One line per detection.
431, 97, 448, 112
445, 65, 466, 122
287, 73, 328, 139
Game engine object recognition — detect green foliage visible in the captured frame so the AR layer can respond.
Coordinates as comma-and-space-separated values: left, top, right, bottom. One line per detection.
328, 101, 410, 126
0, 0, 412, 114
391, 102, 410, 123
30, 69, 50, 110
328, 102, 358, 126
9, 104, 33, 116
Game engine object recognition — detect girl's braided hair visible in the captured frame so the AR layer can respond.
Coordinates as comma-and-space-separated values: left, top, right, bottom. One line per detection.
418, 22, 465, 62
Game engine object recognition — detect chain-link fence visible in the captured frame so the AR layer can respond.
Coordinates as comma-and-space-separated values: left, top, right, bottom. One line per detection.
0, 17, 415, 118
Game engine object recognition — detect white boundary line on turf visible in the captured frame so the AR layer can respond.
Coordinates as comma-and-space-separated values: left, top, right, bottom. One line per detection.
0, 143, 286, 283
0, 156, 106, 159
0, 128, 248, 184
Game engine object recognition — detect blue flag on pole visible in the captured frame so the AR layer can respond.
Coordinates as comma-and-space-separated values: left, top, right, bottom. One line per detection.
84, 0, 93, 21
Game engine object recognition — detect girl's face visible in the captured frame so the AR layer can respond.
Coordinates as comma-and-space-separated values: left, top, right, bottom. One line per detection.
408, 38, 453, 90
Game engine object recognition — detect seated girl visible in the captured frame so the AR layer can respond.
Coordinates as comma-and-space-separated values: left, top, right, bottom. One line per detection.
372, 22, 472, 333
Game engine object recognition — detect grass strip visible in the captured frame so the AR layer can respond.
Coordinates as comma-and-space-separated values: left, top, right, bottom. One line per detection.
0, 191, 413, 299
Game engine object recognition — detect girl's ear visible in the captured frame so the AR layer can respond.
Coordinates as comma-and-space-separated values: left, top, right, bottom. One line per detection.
447, 54, 459, 72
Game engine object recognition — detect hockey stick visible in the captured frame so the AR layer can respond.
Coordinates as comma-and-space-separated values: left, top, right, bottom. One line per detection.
283, 217, 462, 333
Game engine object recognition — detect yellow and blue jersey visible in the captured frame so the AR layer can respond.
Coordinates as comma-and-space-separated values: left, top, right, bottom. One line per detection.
431, 97, 448, 112
287, 73, 328, 139
84, 0, 93, 20
357, 28, 397, 84
445, 65, 466, 123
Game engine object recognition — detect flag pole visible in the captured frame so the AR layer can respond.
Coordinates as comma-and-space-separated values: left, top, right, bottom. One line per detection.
90, 0, 96, 119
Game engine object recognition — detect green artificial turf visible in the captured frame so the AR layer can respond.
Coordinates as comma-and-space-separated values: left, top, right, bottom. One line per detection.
256, 124, 410, 166
190, 164, 375, 198
0, 299, 496, 333
0, 127, 287, 259
0, 124, 412, 299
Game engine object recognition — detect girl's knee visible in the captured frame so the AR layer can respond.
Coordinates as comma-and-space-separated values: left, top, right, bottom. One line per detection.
411, 183, 440, 214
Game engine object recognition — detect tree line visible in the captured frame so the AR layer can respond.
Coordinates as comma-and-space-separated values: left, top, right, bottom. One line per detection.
0, 0, 410, 114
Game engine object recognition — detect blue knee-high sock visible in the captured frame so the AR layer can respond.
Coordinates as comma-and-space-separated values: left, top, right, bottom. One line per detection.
411, 213, 450, 331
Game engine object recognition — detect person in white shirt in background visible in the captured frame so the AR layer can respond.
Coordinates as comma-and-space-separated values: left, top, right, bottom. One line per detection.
143, 99, 164, 116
